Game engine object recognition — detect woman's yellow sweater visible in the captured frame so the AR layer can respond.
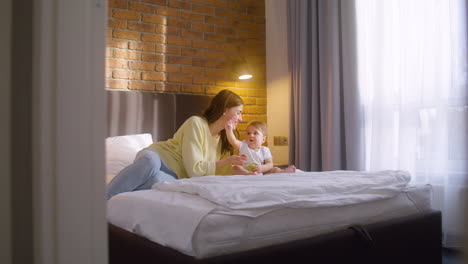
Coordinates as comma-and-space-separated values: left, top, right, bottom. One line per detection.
148, 116, 231, 178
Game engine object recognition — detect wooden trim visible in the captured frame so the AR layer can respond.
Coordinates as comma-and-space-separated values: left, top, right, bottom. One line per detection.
0, 0, 12, 263
11, 1, 34, 263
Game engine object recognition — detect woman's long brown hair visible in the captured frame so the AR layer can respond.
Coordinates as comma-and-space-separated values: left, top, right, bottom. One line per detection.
202, 89, 244, 155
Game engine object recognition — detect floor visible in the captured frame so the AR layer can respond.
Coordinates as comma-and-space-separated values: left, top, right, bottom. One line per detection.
443, 248, 465, 264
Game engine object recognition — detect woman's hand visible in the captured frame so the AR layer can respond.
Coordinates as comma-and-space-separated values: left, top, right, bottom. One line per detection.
228, 154, 248, 166
216, 154, 247, 169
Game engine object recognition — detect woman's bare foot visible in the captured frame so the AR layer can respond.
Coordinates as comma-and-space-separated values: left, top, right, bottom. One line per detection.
283, 165, 296, 173
232, 165, 257, 175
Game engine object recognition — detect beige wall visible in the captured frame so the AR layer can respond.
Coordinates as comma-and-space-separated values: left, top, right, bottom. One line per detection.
265, 0, 290, 165
0, 0, 12, 263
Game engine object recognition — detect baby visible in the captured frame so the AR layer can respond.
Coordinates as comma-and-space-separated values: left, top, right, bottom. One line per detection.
225, 120, 296, 175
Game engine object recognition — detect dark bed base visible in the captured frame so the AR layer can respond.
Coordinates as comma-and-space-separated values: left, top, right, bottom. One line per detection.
109, 210, 442, 264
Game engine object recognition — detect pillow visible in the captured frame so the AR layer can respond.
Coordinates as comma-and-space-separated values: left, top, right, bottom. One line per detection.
105, 133, 153, 183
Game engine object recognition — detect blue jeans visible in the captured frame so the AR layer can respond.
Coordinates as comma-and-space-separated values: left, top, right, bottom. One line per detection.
106, 148, 177, 200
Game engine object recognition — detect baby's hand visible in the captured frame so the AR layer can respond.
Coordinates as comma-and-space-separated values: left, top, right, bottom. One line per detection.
224, 120, 236, 130
224, 120, 235, 131
246, 163, 257, 172
251, 164, 262, 172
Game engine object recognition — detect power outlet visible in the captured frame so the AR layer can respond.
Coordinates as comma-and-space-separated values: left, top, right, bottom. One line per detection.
273, 136, 288, 146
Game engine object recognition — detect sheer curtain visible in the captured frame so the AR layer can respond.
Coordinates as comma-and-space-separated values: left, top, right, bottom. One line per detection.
356, 0, 467, 247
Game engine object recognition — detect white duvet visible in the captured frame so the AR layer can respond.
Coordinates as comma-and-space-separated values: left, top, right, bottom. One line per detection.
109, 170, 412, 256
154, 170, 411, 210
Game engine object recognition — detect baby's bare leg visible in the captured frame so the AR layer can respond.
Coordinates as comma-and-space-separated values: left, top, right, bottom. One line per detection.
232, 165, 257, 175
267, 167, 282, 174
264, 165, 297, 174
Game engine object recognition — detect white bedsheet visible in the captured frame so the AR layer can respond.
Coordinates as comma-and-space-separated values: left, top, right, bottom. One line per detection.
154, 170, 411, 210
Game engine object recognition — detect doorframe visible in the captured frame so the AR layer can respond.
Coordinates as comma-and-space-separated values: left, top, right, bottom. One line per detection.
33, 0, 107, 263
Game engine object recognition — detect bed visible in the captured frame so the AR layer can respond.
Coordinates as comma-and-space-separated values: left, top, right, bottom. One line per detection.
106, 90, 442, 264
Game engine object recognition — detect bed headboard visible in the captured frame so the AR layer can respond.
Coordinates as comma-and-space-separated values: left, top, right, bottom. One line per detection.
107, 90, 213, 141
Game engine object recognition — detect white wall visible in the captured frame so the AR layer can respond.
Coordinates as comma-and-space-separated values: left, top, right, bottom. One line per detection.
0, 0, 12, 263
266, 0, 290, 166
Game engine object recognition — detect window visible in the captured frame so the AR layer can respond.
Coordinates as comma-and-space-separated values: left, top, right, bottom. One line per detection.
356, 0, 467, 246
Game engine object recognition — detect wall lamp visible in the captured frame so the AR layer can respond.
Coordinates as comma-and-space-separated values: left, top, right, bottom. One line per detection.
232, 56, 253, 80
238, 72, 252, 80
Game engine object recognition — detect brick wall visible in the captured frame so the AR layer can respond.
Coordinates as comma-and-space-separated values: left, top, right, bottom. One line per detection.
106, 0, 266, 133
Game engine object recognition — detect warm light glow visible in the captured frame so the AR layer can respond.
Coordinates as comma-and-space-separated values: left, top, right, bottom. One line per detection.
238, 74, 252, 80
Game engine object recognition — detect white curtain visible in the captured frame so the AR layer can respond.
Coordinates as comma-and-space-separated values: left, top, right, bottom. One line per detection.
356, 0, 467, 247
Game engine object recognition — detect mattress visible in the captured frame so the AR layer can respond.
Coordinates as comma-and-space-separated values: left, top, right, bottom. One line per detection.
107, 183, 432, 259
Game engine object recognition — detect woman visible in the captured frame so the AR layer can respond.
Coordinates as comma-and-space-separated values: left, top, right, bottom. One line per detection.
106, 89, 247, 199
